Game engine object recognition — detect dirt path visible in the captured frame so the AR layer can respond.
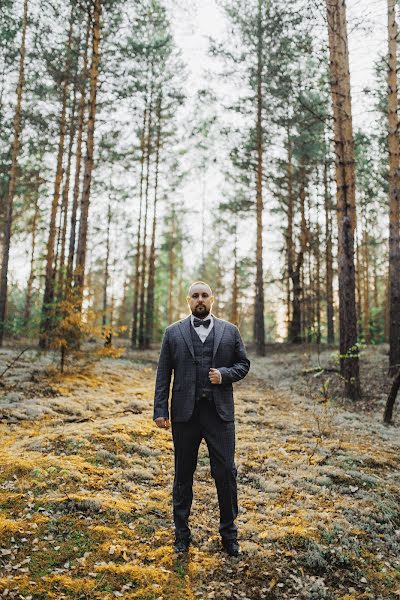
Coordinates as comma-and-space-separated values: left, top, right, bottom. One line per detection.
0, 350, 399, 599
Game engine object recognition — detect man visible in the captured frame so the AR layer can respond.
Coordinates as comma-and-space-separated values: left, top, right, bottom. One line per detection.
153, 281, 250, 557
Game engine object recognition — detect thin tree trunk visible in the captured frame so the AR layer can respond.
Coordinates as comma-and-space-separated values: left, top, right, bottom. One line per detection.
254, 0, 265, 356
362, 228, 371, 343
387, 0, 400, 374
102, 201, 111, 343
290, 162, 308, 343
145, 94, 162, 349
315, 216, 321, 344
231, 221, 239, 326
0, 0, 28, 346
286, 126, 295, 339
57, 66, 78, 301
168, 207, 175, 324
67, 11, 91, 291
40, 7, 74, 348
324, 158, 335, 343
326, 0, 360, 399
355, 229, 362, 338
74, 0, 102, 315
131, 101, 148, 348
24, 172, 40, 327
139, 82, 154, 349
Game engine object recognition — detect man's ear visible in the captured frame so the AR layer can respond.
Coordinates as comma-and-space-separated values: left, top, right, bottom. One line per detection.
210, 296, 214, 303
186, 296, 190, 304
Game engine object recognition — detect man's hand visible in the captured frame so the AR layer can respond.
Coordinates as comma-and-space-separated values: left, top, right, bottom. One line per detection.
155, 417, 170, 429
209, 368, 222, 384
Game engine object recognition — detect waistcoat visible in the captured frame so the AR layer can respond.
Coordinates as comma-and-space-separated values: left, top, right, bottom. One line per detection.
190, 324, 215, 398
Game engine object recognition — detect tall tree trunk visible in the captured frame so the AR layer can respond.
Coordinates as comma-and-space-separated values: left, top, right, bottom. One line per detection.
67, 11, 91, 291
168, 207, 175, 324
290, 162, 308, 343
40, 7, 74, 348
131, 101, 148, 348
326, 0, 361, 399
74, 0, 102, 315
286, 127, 295, 340
254, 0, 265, 356
324, 158, 335, 343
355, 229, 362, 338
139, 82, 154, 349
231, 221, 239, 326
145, 94, 162, 349
362, 228, 371, 343
315, 218, 321, 344
24, 171, 40, 327
0, 0, 28, 346
102, 201, 111, 342
387, 0, 400, 374
57, 67, 78, 301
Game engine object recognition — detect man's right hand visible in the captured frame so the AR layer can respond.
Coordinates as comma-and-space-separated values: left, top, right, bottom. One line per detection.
155, 417, 170, 429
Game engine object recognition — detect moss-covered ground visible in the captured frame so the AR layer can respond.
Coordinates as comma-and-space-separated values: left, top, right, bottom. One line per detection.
0, 345, 399, 599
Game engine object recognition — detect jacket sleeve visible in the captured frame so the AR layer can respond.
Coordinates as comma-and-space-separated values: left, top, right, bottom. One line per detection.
153, 328, 173, 420
218, 327, 250, 384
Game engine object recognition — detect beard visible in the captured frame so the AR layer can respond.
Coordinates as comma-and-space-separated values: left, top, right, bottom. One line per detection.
192, 305, 210, 318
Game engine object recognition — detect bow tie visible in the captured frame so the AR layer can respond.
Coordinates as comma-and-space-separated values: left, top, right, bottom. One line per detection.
193, 317, 211, 328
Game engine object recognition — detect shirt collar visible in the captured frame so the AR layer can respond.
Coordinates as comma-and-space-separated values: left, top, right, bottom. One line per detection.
190, 313, 214, 327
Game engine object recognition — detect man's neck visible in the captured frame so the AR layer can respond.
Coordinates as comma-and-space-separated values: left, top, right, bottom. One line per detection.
191, 312, 211, 320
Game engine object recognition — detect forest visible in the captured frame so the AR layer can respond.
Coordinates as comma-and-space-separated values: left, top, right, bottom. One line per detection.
0, 0, 399, 599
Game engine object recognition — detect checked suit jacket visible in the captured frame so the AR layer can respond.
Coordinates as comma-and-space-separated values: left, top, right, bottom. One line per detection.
153, 314, 250, 423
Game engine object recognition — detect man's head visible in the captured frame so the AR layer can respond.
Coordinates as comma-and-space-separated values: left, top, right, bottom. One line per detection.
187, 281, 214, 318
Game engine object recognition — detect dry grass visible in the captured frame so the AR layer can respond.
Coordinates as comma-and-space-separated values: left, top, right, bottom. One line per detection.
0, 344, 399, 599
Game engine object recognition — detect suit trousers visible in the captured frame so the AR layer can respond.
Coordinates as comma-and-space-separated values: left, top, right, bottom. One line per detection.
171, 395, 238, 541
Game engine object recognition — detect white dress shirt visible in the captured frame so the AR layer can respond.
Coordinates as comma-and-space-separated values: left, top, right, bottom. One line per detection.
190, 313, 222, 384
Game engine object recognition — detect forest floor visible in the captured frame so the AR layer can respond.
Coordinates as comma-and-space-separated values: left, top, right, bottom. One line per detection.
0, 342, 399, 600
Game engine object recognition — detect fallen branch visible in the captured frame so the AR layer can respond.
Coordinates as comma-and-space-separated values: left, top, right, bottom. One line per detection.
0, 347, 29, 379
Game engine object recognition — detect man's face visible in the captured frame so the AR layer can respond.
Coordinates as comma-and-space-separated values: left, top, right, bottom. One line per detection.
187, 284, 214, 318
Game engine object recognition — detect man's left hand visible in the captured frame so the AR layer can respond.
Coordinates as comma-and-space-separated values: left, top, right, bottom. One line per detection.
209, 368, 222, 384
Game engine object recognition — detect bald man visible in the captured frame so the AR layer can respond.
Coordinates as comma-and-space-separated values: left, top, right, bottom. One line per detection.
153, 281, 250, 556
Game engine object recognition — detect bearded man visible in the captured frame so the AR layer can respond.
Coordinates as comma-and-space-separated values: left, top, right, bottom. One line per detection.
153, 281, 250, 556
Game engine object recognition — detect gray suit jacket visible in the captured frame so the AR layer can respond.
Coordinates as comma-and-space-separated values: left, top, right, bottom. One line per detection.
153, 314, 250, 422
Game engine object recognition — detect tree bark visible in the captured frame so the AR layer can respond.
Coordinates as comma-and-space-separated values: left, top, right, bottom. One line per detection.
231, 221, 239, 326
0, 0, 28, 346
145, 94, 162, 349
24, 171, 41, 327
324, 158, 335, 343
40, 7, 74, 348
290, 162, 308, 343
384, 366, 400, 423
387, 0, 400, 374
67, 10, 91, 292
254, 0, 265, 356
139, 81, 154, 349
57, 62, 78, 301
326, 0, 361, 399
131, 101, 147, 348
74, 0, 102, 315
102, 201, 111, 342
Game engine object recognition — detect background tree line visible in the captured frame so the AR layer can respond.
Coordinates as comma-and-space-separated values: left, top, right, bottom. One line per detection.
1, 0, 400, 417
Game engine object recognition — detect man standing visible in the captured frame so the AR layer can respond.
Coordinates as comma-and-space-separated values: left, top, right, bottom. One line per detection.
153, 281, 250, 556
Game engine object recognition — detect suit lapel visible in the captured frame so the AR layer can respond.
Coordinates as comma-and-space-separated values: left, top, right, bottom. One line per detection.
178, 315, 195, 359
212, 315, 225, 359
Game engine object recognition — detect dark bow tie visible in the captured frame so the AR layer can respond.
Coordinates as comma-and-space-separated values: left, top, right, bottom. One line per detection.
193, 317, 211, 328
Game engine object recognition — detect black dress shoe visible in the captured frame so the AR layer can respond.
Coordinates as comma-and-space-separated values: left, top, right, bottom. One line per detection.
173, 536, 191, 552
222, 539, 240, 557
